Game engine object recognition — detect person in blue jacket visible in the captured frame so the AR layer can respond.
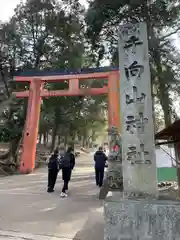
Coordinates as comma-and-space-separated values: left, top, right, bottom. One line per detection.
94, 146, 108, 187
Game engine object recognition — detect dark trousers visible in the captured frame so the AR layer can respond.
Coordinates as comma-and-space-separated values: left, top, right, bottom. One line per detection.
48, 169, 58, 190
62, 168, 72, 193
95, 168, 104, 187
62, 180, 69, 193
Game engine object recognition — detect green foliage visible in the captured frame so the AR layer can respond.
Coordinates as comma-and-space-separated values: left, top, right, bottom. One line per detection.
86, 0, 180, 128
0, 0, 107, 147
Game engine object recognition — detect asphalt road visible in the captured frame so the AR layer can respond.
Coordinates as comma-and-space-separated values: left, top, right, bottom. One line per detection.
0, 154, 104, 240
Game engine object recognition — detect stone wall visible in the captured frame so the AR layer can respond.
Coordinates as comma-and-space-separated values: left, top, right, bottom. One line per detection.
104, 199, 180, 240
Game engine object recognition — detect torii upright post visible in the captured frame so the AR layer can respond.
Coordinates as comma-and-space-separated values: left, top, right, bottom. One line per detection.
108, 71, 120, 132
20, 80, 42, 174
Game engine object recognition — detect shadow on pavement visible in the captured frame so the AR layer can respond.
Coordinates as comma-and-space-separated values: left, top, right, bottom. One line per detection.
73, 209, 104, 240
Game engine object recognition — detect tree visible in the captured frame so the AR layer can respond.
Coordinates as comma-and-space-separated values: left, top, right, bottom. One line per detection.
0, 0, 84, 166
86, 0, 180, 128
0, 0, 107, 173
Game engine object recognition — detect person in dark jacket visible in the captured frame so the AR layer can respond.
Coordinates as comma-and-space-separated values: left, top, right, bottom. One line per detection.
94, 146, 108, 187
47, 148, 59, 193
60, 146, 75, 197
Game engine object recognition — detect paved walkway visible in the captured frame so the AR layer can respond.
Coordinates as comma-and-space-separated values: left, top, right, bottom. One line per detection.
0, 154, 104, 239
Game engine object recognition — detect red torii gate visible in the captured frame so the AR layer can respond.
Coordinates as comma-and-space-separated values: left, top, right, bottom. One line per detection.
13, 69, 120, 174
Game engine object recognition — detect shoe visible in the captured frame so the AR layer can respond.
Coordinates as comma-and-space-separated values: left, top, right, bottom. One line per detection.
60, 192, 68, 198
47, 188, 54, 193
65, 189, 69, 194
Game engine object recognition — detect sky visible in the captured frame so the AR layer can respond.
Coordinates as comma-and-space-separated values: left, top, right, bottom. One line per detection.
0, 0, 20, 21
0, 0, 88, 22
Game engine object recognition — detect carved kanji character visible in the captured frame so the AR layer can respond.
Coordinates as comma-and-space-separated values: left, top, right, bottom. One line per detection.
124, 35, 143, 49
125, 61, 144, 80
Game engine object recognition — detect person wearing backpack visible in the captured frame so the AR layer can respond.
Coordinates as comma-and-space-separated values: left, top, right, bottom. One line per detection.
60, 146, 75, 197
47, 148, 60, 193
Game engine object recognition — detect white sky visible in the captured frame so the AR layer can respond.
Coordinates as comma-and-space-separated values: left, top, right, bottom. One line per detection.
0, 0, 88, 22
0, 0, 19, 21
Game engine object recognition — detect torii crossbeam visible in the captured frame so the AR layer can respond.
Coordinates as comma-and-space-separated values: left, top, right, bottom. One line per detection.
13, 67, 120, 174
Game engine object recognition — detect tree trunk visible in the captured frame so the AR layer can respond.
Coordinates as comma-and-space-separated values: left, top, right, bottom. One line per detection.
51, 123, 58, 152
159, 84, 172, 127
64, 135, 68, 148
43, 133, 47, 146
174, 142, 180, 196
46, 132, 49, 144
78, 134, 81, 142
177, 167, 180, 195
5, 134, 22, 170
58, 134, 61, 145
82, 136, 86, 147
154, 50, 172, 127
39, 133, 42, 144
71, 132, 76, 149
85, 139, 89, 148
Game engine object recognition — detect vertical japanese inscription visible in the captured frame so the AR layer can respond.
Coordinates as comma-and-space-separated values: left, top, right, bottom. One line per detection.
122, 26, 147, 141
119, 22, 157, 195
120, 23, 149, 165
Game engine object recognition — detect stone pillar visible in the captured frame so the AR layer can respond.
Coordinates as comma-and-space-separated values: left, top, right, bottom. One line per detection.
119, 22, 157, 197
104, 22, 180, 240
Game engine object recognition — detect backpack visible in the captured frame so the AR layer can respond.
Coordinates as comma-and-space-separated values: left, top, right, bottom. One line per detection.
59, 152, 71, 168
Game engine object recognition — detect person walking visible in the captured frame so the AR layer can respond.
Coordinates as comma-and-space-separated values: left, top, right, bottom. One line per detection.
47, 148, 59, 193
94, 146, 108, 188
60, 146, 75, 197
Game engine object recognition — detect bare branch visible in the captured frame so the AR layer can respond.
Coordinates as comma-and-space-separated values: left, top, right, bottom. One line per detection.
160, 26, 180, 41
